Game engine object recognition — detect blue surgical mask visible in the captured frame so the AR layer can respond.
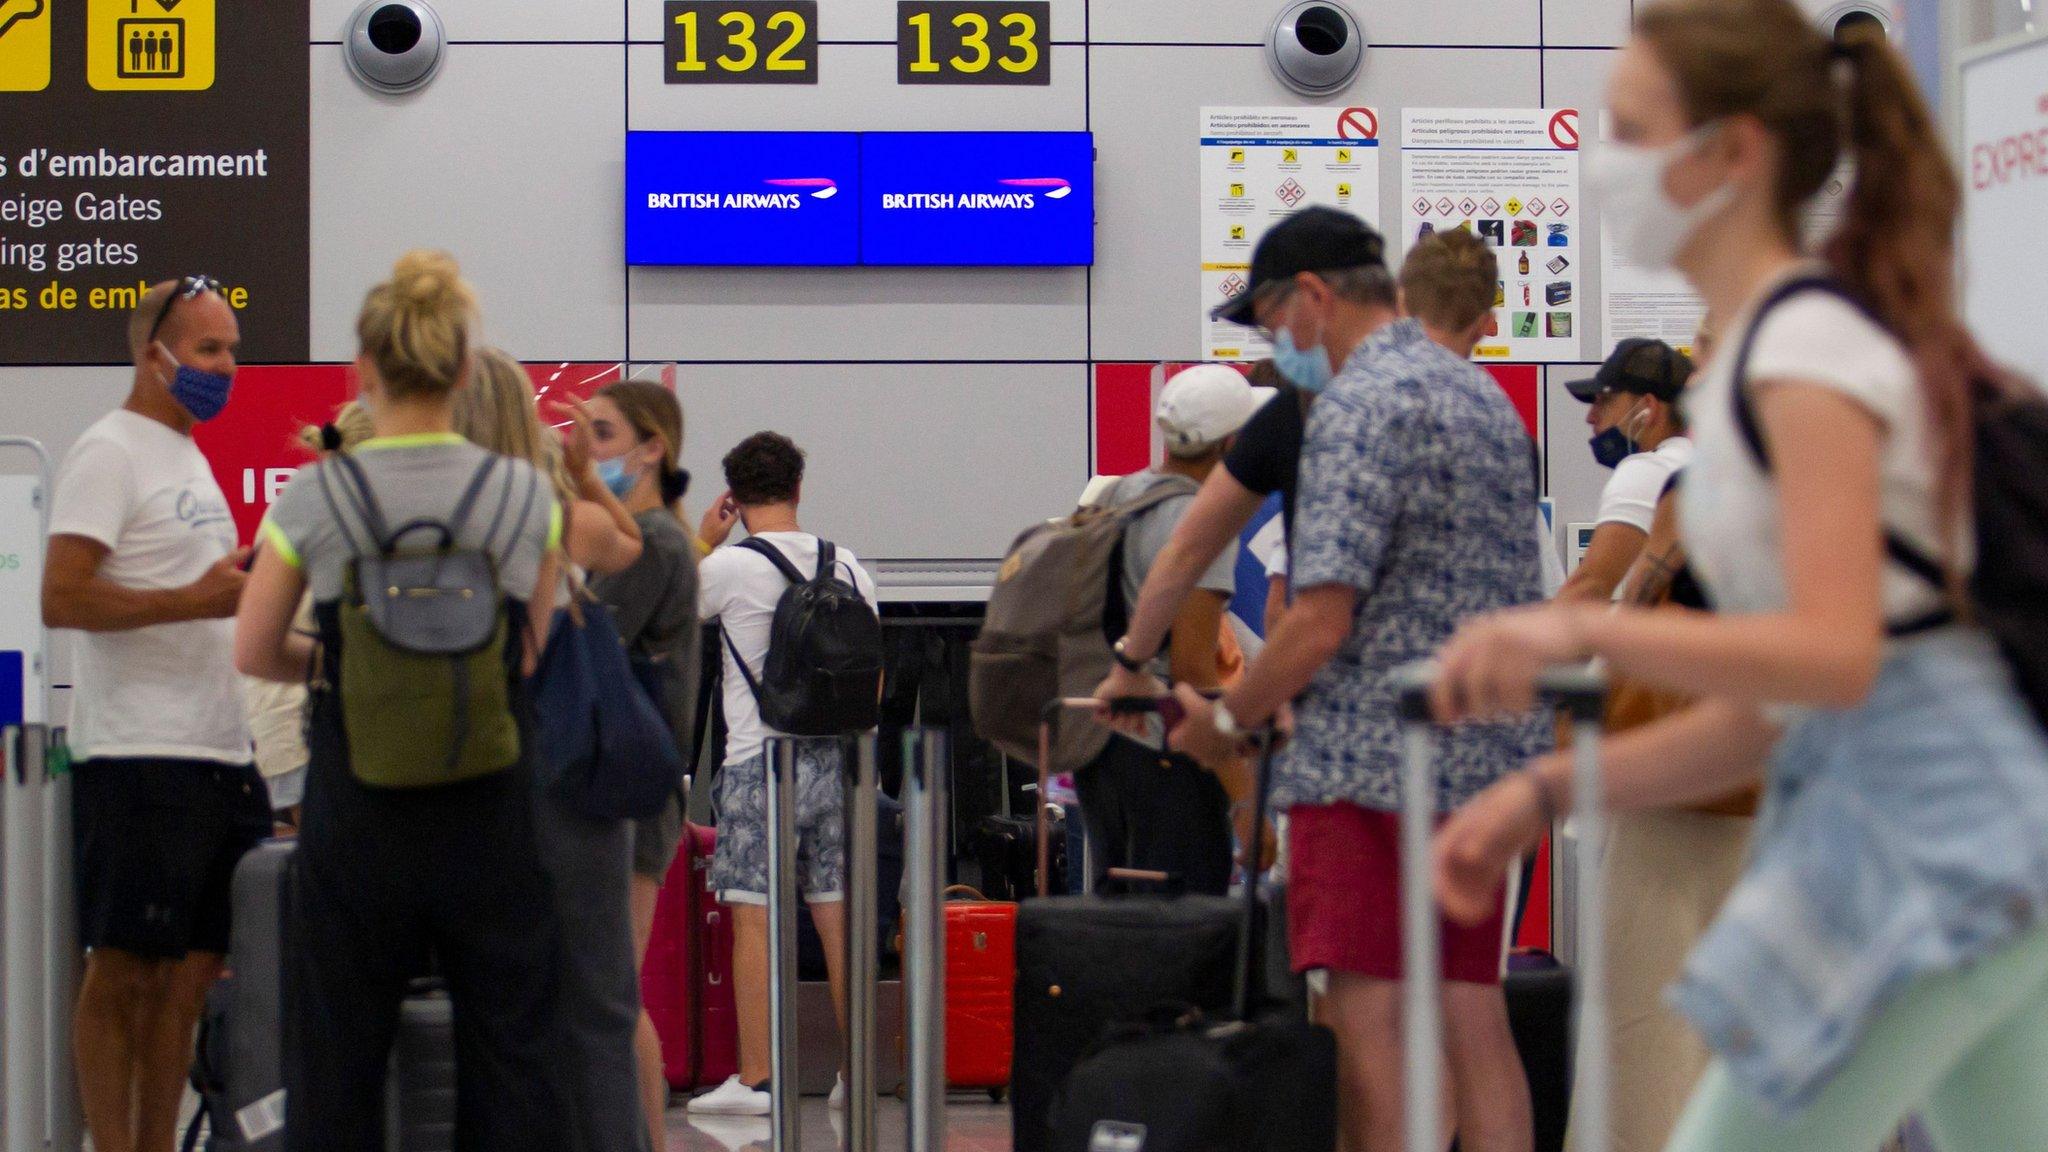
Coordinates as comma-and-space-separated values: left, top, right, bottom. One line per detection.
158, 348, 233, 422
597, 455, 636, 498
1272, 329, 1333, 395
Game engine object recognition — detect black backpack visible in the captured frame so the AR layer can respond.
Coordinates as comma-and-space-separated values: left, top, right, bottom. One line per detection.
1733, 275, 2048, 728
721, 537, 884, 736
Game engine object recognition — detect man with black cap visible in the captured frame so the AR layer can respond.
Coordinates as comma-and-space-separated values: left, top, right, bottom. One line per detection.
1095, 205, 1391, 705
1557, 338, 1694, 604
1166, 203, 1547, 1152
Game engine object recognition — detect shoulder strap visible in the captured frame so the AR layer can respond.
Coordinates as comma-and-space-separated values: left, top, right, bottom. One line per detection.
813, 539, 837, 583
735, 536, 807, 586
443, 455, 504, 541
1731, 275, 1954, 600
326, 453, 395, 554
720, 622, 765, 706
314, 459, 376, 560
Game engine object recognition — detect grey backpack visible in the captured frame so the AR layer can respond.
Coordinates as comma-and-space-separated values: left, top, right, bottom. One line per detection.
969, 476, 1198, 775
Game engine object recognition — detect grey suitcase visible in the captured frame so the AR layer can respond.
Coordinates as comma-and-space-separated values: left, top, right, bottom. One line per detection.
1391, 663, 1609, 1152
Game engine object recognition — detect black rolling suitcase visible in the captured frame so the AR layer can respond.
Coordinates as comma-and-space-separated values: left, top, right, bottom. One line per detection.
186, 841, 460, 1152
1392, 663, 1610, 1152
1046, 729, 1338, 1152
1011, 700, 1242, 1152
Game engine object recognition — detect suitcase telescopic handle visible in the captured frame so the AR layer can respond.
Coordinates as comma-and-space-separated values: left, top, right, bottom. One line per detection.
1389, 660, 1606, 722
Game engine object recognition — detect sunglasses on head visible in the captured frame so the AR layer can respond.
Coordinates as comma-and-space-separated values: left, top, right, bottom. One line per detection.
145, 275, 223, 345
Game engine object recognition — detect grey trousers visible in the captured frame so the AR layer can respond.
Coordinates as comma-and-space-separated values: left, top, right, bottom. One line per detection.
533, 790, 653, 1152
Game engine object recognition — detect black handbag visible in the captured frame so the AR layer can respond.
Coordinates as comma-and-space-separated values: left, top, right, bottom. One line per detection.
529, 588, 686, 820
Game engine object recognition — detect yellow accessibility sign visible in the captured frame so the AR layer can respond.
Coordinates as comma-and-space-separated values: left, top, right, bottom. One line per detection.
0, 0, 52, 92
89, 0, 215, 91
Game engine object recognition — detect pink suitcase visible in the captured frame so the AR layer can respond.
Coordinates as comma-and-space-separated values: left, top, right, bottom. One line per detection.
642, 823, 739, 1089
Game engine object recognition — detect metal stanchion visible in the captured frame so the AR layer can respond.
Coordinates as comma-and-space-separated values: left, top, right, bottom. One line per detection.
843, 734, 881, 1152
46, 736, 79, 1152
1397, 723, 1441, 1152
1567, 708, 1611, 1152
764, 738, 802, 1152
902, 728, 949, 1152
5, 726, 50, 1152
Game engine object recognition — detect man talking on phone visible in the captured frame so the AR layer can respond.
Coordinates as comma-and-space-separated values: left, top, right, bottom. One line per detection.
43, 278, 268, 1152
1079, 364, 1271, 895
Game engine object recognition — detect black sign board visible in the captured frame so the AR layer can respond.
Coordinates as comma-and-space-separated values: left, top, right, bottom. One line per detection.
0, 0, 309, 364
665, 1, 819, 85
896, 2, 1050, 86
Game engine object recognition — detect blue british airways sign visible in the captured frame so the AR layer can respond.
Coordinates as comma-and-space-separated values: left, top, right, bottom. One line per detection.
625, 131, 861, 266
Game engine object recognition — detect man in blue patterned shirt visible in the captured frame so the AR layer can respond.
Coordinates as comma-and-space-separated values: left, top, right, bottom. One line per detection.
1172, 207, 1548, 1152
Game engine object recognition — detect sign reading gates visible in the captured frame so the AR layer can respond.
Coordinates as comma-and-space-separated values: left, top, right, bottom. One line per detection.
625, 130, 1094, 267
625, 131, 860, 265
859, 131, 1092, 265
0, 0, 308, 364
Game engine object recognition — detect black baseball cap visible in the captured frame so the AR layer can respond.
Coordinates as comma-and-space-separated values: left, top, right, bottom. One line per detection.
1210, 206, 1389, 327
1566, 338, 1694, 404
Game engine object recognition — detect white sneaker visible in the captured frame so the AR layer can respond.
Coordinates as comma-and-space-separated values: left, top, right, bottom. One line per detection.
828, 1072, 847, 1111
686, 1075, 771, 1116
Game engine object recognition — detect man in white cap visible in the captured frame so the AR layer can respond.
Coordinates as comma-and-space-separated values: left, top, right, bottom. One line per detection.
1072, 363, 1274, 895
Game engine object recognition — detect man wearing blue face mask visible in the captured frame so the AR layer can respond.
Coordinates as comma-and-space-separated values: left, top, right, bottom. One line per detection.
43, 277, 269, 1152
1167, 205, 1551, 1152
1556, 338, 1693, 604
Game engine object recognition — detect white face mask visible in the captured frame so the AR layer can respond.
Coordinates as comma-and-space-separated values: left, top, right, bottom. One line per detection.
1587, 125, 1735, 272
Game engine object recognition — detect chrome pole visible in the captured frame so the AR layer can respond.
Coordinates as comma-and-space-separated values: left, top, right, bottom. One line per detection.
902, 729, 949, 1152
844, 734, 880, 1152
1571, 716, 1610, 1152
1397, 724, 1440, 1152
764, 738, 801, 1152
5, 726, 49, 1152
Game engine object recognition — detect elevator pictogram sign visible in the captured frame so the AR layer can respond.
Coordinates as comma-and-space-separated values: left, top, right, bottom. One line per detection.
89, 0, 215, 90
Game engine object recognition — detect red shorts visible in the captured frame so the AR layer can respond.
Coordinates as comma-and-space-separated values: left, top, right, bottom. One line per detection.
1287, 801, 1507, 985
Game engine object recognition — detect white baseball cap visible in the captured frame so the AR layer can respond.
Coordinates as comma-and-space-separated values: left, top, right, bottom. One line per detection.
1156, 364, 1278, 456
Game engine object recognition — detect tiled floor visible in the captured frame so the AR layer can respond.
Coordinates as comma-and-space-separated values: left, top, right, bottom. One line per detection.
663, 1095, 1011, 1152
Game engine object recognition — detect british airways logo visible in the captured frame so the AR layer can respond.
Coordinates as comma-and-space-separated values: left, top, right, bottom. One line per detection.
644, 178, 839, 211
880, 177, 1072, 211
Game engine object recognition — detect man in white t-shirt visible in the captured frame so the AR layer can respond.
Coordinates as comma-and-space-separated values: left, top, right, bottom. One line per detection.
687, 431, 880, 1118
1558, 338, 1696, 603
42, 278, 269, 1152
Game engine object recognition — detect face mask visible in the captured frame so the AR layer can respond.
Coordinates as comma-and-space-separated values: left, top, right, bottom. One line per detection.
1588, 399, 1648, 468
1585, 125, 1735, 271
157, 347, 234, 422
1270, 298, 1334, 394
597, 454, 637, 498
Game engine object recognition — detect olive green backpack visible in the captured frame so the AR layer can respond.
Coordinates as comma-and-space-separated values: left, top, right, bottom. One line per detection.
317, 452, 534, 788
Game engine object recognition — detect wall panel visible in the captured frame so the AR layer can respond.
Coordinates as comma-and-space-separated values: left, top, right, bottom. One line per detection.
1090, 0, 1540, 47
314, 0, 626, 43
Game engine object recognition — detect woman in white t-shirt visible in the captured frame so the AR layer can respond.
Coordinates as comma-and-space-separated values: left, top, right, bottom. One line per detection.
1557, 338, 1695, 603
1423, 2, 2048, 1149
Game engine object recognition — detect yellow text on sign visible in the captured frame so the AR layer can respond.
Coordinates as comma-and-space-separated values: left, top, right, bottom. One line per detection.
673, 9, 809, 73
0, 0, 52, 92
89, 0, 215, 91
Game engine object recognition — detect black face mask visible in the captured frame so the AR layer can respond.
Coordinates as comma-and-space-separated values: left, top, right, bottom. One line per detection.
1589, 425, 1634, 469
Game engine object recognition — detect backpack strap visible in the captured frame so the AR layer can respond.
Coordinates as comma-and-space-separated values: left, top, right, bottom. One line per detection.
814, 539, 837, 583
1730, 274, 1957, 627
317, 454, 390, 559
735, 536, 808, 586
720, 623, 767, 707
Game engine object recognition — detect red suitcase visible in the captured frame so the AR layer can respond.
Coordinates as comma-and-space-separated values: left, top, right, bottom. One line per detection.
642, 823, 739, 1089
943, 886, 1016, 1095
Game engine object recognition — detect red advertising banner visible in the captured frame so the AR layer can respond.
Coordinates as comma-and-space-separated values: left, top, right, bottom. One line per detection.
194, 361, 638, 545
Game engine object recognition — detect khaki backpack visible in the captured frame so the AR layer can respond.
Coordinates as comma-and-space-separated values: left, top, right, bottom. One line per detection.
970, 475, 1198, 775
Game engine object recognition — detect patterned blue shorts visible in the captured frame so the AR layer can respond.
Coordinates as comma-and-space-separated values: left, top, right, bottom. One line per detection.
709, 743, 846, 904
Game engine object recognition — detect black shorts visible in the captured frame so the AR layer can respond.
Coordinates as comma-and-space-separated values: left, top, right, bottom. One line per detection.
73, 758, 272, 959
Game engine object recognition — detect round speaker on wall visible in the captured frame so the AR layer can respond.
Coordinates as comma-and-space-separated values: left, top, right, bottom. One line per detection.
344, 0, 446, 95
1266, 1, 1366, 97
1814, 1, 1895, 43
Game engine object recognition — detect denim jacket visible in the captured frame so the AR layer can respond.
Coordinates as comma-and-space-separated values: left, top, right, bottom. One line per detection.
1667, 628, 2048, 1116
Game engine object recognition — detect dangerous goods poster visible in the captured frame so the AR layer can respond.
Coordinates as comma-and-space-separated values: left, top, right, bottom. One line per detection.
1200, 106, 1382, 359
1400, 108, 1581, 363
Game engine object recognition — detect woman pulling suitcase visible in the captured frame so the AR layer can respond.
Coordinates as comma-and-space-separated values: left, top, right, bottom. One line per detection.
235, 250, 568, 1152
1425, 3, 2048, 1149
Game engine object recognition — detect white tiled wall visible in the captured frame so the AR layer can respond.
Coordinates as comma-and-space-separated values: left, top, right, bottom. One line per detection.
13, 0, 1637, 567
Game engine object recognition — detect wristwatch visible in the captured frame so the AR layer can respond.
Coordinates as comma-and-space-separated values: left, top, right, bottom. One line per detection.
1111, 637, 1147, 673
1212, 699, 1244, 741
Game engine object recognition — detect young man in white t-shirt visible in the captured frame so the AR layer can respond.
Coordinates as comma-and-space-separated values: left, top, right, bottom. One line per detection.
687, 431, 880, 1118
1558, 338, 1696, 603
43, 278, 269, 1152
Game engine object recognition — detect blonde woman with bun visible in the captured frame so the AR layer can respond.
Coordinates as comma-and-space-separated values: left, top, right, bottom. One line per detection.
234, 251, 568, 1152
241, 402, 376, 823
